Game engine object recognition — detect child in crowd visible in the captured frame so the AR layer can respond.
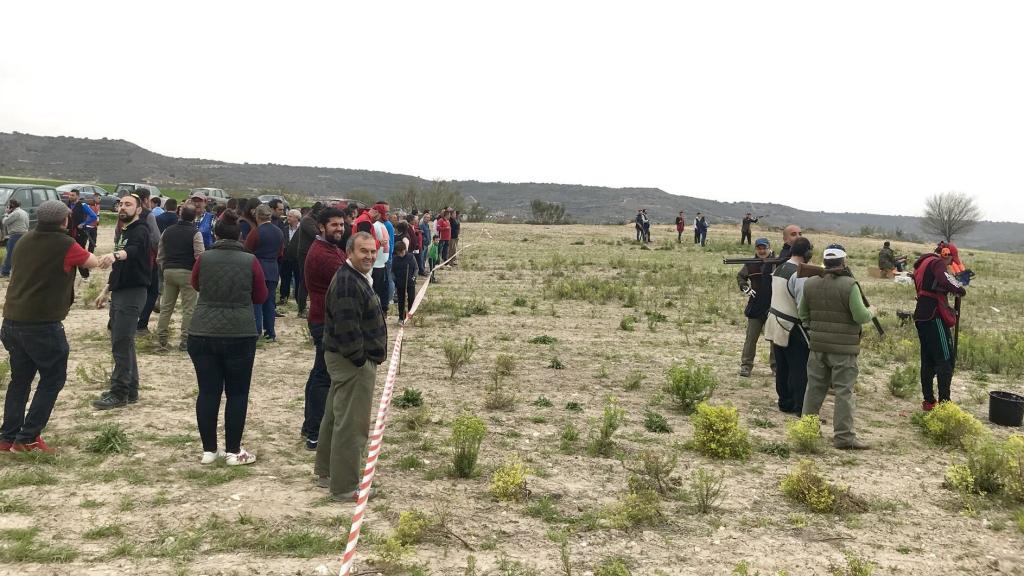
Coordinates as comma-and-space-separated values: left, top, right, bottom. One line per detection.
427, 233, 440, 283
392, 239, 417, 325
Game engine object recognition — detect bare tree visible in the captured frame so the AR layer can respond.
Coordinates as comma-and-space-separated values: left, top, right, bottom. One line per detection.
921, 191, 981, 242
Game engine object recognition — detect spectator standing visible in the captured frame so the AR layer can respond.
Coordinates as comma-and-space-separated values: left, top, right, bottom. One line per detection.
295, 202, 324, 319
187, 212, 266, 466
92, 194, 152, 410
640, 209, 651, 242
191, 193, 216, 249
765, 237, 813, 415
156, 204, 204, 351
436, 209, 451, 262
1, 201, 101, 452
800, 244, 875, 450
694, 213, 708, 247
741, 213, 759, 245
245, 204, 285, 341
133, 188, 162, 333
392, 236, 417, 324
634, 210, 643, 241
156, 198, 178, 233
278, 209, 302, 306
86, 194, 101, 253
449, 210, 462, 266
301, 208, 347, 451
67, 188, 98, 278
315, 231, 387, 501
371, 208, 391, 315
675, 211, 685, 243
379, 203, 396, 307
238, 198, 261, 241
418, 211, 432, 277
0, 199, 29, 278
150, 197, 165, 218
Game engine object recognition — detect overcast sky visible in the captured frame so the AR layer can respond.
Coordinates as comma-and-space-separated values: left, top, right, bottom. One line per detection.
2, 1, 1023, 222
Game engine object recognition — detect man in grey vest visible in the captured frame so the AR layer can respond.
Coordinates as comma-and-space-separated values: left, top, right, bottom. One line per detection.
156, 204, 204, 351
764, 237, 812, 414
799, 243, 876, 450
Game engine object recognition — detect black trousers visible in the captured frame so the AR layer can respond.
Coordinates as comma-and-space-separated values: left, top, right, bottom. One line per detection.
137, 266, 159, 329
295, 262, 308, 313
279, 258, 300, 301
188, 335, 257, 454
302, 323, 329, 440
741, 230, 752, 244
773, 327, 809, 413
1, 321, 68, 443
372, 267, 389, 314
395, 275, 416, 320
917, 318, 954, 403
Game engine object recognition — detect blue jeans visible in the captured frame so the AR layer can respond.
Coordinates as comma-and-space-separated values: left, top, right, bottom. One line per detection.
254, 280, 278, 339
1, 320, 69, 443
302, 323, 330, 440
1, 233, 22, 276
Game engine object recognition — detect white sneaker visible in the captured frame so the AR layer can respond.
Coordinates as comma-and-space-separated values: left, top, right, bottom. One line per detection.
225, 449, 256, 466
200, 450, 225, 465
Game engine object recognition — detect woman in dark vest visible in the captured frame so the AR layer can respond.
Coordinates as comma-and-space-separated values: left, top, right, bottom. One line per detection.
187, 211, 268, 466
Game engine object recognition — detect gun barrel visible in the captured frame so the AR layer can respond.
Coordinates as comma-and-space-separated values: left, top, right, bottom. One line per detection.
722, 257, 786, 265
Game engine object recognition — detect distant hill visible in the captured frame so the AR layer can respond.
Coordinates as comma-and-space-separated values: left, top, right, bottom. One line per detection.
2, 131, 1021, 252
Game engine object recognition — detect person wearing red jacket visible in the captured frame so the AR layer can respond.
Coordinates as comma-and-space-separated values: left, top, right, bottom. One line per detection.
436, 210, 452, 262
913, 245, 967, 411
301, 207, 347, 451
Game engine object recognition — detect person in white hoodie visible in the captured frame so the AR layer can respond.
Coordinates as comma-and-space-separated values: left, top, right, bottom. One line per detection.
1, 199, 29, 278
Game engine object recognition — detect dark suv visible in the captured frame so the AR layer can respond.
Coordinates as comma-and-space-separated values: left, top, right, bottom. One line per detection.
0, 183, 61, 241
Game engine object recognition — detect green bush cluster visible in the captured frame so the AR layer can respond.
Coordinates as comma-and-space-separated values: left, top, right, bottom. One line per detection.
887, 365, 919, 399
780, 459, 866, 514
692, 403, 751, 460
596, 489, 661, 530
664, 360, 717, 413
394, 388, 423, 408
442, 336, 476, 379
587, 398, 625, 457
919, 402, 986, 448
643, 410, 672, 433
490, 456, 529, 502
449, 414, 486, 478
945, 434, 1024, 503
957, 331, 1024, 376
395, 510, 431, 545
786, 415, 824, 454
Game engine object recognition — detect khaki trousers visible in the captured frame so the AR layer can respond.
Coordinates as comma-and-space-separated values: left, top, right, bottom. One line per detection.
156, 268, 197, 342
741, 316, 775, 372
314, 351, 378, 495
802, 351, 860, 445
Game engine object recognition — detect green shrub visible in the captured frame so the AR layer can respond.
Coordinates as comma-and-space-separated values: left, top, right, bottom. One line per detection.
597, 489, 661, 530
692, 403, 751, 460
442, 337, 476, 379
565, 401, 583, 412
624, 371, 644, 391
587, 398, 625, 457
559, 422, 580, 453
887, 365, 919, 399
920, 402, 987, 448
490, 456, 529, 501
830, 552, 876, 576
395, 510, 431, 545
394, 388, 423, 409
664, 361, 717, 413
690, 468, 725, 514
495, 354, 517, 376
548, 356, 565, 370
643, 410, 671, 433
786, 415, 824, 453
624, 450, 678, 496
780, 459, 867, 514
532, 396, 553, 408
528, 335, 557, 345
484, 372, 517, 411
1005, 435, 1024, 502
595, 557, 632, 576
945, 434, 1024, 504
449, 414, 486, 478
512, 296, 528, 307
619, 316, 636, 332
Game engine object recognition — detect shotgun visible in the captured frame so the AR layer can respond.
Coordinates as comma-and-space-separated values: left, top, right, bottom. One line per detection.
722, 257, 786, 266
797, 264, 885, 338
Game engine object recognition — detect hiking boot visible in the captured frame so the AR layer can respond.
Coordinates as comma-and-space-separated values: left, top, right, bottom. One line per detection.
305, 438, 318, 451
92, 392, 128, 410
11, 436, 55, 453
835, 438, 869, 450
922, 400, 937, 412
738, 368, 751, 378
315, 476, 330, 489
225, 449, 256, 466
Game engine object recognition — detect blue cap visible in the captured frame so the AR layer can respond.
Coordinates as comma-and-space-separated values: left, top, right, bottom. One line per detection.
754, 238, 770, 247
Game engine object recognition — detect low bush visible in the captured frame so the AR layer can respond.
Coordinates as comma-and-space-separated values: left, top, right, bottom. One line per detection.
484, 372, 517, 411
395, 509, 431, 545
887, 365, 919, 399
495, 354, 517, 376
595, 489, 661, 530
449, 414, 486, 478
490, 456, 529, 501
528, 335, 557, 345
780, 459, 867, 514
664, 361, 717, 413
559, 422, 580, 453
587, 398, 625, 457
945, 434, 1024, 504
919, 402, 987, 448
690, 468, 725, 514
442, 337, 476, 379
624, 370, 644, 391
624, 450, 679, 496
692, 403, 751, 460
595, 557, 632, 576
394, 388, 423, 409
643, 410, 671, 433
85, 423, 131, 455
787, 415, 824, 454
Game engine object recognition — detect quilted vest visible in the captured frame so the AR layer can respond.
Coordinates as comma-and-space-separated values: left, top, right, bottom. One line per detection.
189, 240, 257, 338
802, 272, 861, 355
764, 261, 799, 347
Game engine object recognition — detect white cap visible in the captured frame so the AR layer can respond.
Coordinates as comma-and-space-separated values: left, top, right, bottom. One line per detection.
823, 244, 847, 259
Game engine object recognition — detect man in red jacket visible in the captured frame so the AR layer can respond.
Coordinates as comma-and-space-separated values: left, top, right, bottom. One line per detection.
301, 207, 347, 451
436, 209, 452, 262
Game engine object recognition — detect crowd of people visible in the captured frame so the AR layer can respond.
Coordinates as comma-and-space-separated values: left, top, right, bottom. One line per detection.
0, 188, 461, 502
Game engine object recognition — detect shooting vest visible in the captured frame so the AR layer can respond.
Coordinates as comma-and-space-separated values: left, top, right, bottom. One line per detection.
802, 273, 861, 355
764, 261, 800, 347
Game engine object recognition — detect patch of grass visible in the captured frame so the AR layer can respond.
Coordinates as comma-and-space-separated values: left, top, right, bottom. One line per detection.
528, 335, 557, 345
83, 524, 125, 540
495, 353, 517, 376
549, 356, 565, 370
394, 388, 424, 408
829, 552, 877, 576
181, 465, 252, 487
484, 372, 518, 411
84, 422, 131, 455
619, 315, 637, 332
397, 454, 423, 470
624, 370, 644, 391
887, 365, 919, 399
565, 401, 583, 412
525, 495, 569, 523
643, 410, 672, 433
595, 557, 632, 576
0, 468, 58, 490
0, 527, 78, 563
781, 459, 868, 514
0, 495, 30, 514
532, 395, 553, 408
559, 423, 580, 453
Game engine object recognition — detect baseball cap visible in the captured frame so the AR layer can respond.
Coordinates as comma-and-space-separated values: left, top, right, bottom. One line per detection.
823, 243, 847, 259
754, 238, 770, 248
189, 191, 207, 200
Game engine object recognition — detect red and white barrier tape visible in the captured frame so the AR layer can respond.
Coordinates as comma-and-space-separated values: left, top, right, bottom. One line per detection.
338, 246, 464, 576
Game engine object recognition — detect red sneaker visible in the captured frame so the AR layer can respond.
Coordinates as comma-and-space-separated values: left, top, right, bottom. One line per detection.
11, 436, 55, 453
922, 401, 937, 412
0, 440, 14, 452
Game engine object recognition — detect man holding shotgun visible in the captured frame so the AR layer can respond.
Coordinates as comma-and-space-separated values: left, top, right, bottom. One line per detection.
912, 245, 966, 411
799, 243, 876, 450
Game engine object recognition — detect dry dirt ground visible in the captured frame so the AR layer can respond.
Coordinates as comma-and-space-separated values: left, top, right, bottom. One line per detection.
0, 222, 1022, 576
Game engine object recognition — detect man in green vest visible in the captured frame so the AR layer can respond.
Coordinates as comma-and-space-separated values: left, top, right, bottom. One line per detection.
1, 201, 103, 452
799, 243, 876, 450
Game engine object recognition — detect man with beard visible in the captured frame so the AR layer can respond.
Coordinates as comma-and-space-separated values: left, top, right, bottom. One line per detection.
301, 208, 347, 451
92, 194, 153, 410
66, 188, 98, 278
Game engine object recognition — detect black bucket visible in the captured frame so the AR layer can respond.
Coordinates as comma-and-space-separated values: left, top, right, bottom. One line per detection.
988, 391, 1024, 427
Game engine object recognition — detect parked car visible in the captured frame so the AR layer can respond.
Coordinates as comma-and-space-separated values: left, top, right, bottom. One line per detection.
257, 194, 290, 212
0, 183, 61, 242
56, 184, 118, 211
190, 187, 230, 209
114, 183, 165, 208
